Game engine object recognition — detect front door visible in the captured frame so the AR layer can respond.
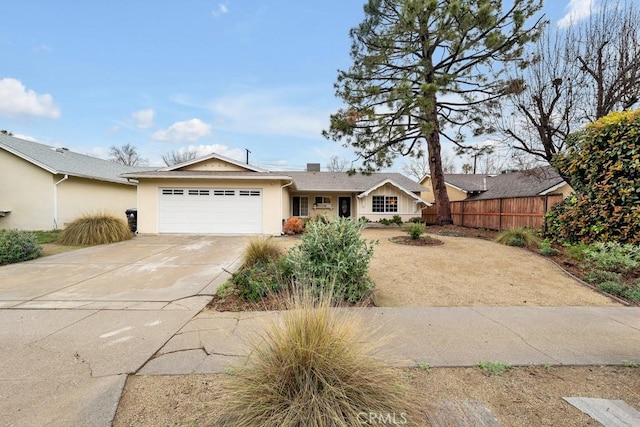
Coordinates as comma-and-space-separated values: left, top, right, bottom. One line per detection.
338, 196, 351, 218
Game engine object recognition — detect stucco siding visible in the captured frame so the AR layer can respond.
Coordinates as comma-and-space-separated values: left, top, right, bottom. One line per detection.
56, 177, 137, 228
420, 177, 468, 202
136, 179, 284, 235
0, 150, 55, 230
286, 192, 355, 219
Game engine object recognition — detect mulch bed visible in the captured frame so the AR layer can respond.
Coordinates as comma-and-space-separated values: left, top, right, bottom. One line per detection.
389, 235, 444, 246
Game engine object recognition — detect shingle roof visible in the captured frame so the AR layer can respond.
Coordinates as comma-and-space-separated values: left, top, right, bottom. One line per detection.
282, 171, 428, 193
439, 174, 489, 193
465, 167, 566, 200
0, 134, 151, 185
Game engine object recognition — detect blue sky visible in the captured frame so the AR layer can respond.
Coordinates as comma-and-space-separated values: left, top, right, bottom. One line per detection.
1, 0, 594, 171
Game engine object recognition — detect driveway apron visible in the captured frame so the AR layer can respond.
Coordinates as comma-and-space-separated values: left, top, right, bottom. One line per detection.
0, 234, 247, 427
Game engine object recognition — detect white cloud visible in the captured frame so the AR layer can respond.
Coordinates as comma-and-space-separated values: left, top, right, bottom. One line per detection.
152, 118, 212, 142
0, 78, 60, 119
132, 109, 155, 129
180, 143, 244, 161
212, 4, 229, 17
12, 133, 37, 142
209, 89, 329, 139
557, 0, 596, 28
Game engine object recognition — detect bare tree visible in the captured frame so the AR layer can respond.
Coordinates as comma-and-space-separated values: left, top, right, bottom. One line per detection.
497, 0, 640, 166
326, 155, 348, 172
109, 143, 147, 166
402, 153, 455, 181
455, 144, 496, 174
162, 147, 199, 166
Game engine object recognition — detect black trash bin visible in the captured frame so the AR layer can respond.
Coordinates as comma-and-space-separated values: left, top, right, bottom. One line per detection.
125, 209, 137, 233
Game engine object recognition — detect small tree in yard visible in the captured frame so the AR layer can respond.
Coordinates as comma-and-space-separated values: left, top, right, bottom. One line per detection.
548, 110, 640, 244
324, 0, 545, 224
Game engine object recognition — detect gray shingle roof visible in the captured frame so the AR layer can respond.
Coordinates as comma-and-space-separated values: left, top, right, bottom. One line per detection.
282, 171, 428, 193
439, 174, 490, 193
465, 167, 566, 200
0, 134, 151, 185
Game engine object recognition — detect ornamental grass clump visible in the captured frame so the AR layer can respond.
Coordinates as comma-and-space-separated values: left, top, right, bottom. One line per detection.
495, 227, 540, 247
242, 236, 283, 267
0, 229, 42, 265
58, 213, 132, 246
217, 290, 415, 427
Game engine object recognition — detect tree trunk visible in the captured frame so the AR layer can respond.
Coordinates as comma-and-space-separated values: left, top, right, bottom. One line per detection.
425, 107, 453, 225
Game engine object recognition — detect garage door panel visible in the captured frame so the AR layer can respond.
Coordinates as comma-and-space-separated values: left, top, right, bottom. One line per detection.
158, 188, 262, 234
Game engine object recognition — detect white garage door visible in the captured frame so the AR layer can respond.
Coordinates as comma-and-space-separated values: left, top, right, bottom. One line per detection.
158, 188, 262, 234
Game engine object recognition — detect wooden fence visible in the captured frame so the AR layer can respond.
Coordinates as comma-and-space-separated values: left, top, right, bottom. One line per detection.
422, 194, 564, 231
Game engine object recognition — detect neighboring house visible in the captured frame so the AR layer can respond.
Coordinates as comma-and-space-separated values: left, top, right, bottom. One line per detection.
122, 156, 431, 235
0, 134, 146, 230
419, 166, 573, 202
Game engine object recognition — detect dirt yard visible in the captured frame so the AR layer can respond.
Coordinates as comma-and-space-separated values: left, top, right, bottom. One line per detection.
114, 226, 634, 426
364, 227, 619, 307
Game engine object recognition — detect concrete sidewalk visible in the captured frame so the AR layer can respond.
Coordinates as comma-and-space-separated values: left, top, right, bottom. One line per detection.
140, 306, 640, 375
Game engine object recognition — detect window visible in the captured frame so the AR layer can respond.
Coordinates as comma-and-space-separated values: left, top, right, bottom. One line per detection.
292, 196, 309, 217
240, 190, 261, 196
314, 196, 331, 205
213, 190, 235, 196
188, 189, 210, 196
372, 195, 398, 213
162, 189, 184, 195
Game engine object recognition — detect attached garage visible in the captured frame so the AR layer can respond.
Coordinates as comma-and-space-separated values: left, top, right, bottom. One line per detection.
121, 153, 292, 235
158, 188, 262, 234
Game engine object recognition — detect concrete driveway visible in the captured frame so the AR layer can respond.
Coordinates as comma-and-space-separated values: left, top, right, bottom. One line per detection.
0, 234, 248, 427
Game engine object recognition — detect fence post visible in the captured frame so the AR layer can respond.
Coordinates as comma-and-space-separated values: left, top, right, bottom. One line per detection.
461, 201, 465, 227
542, 195, 548, 234
499, 198, 503, 230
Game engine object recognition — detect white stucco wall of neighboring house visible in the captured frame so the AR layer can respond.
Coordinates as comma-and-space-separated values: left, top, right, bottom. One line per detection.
55, 176, 137, 228
136, 178, 285, 235
357, 183, 424, 222
0, 150, 55, 230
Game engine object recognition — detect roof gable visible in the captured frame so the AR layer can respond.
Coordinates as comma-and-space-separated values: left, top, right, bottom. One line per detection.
0, 134, 149, 185
162, 152, 266, 173
357, 178, 432, 205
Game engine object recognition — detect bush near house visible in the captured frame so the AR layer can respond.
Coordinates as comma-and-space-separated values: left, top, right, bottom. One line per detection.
0, 229, 42, 265
58, 213, 133, 246
283, 217, 304, 234
548, 109, 640, 244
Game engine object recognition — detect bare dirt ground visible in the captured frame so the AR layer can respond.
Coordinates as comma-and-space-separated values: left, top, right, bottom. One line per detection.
114, 226, 634, 426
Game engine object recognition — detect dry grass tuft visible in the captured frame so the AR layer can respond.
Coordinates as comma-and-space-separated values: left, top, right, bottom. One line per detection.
495, 227, 540, 247
58, 213, 133, 246
242, 236, 283, 267
218, 290, 416, 426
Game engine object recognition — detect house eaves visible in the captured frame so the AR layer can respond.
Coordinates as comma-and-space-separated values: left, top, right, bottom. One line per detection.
120, 170, 292, 180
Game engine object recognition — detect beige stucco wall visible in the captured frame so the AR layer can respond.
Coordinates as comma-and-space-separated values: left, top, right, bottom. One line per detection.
285, 192, 356, 220
548, 182, 574, 198
182, 158, 248, 172
356, 183, 424, 222
56, 177, 137, 228
0, 150, 55, 230
136, 178, 286, 235
420, 177, 468, 202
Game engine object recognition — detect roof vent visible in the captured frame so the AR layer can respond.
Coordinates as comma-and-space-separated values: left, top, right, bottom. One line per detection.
306, 163, 321, 172
54, 147, 68, 153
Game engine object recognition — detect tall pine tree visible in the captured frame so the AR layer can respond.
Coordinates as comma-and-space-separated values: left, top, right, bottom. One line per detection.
324, 0, 544, 224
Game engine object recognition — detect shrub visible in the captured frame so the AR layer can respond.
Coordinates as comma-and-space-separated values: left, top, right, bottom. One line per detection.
583, 269, 622, 285
565, 243, 592, 260
496, 228, 540, 247
0, 229, 42, 265
582, 242, 640, 273
408, 217, 425, 223
405, 223, 426, 240
242, 237, 283, 268
231, 261, 282, 302
58, 213, 132, 245
379, 218, 391, 225
359, 216, 371, 223
550, 109, 640, 244
391, 215, 403, 225
624, 285, 640, 302
218, 292, 414, 426
283, 217, 304, 234
287, 217, 377, 303
539, 240, 559, 257
598, 281, 626, 296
